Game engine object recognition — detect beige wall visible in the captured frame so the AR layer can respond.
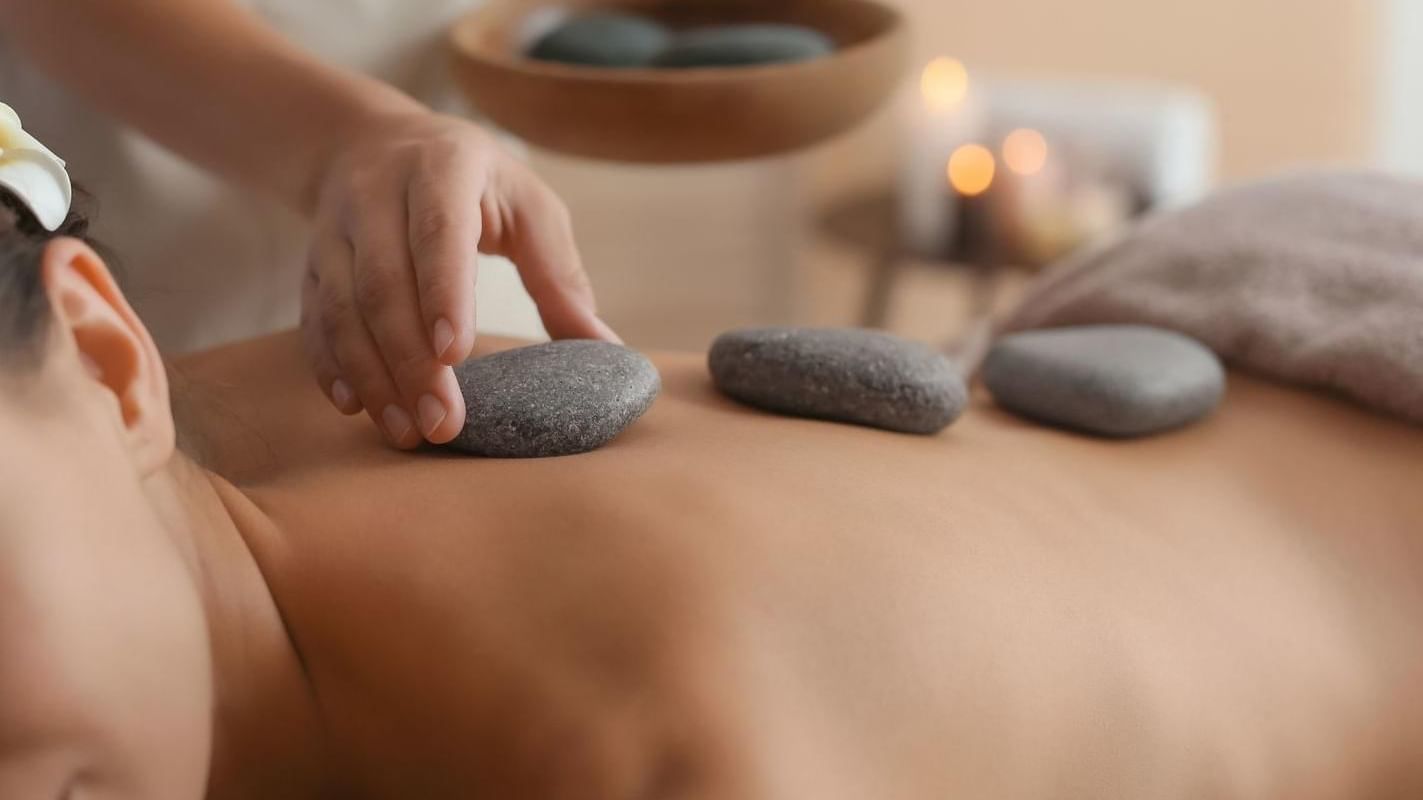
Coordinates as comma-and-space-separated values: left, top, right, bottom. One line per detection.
961, 0, 1378, 178
532, 154, 806, 349
812, 0, 1380, 193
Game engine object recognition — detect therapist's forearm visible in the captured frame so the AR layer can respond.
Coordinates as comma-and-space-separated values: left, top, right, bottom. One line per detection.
0, 0, 424, 214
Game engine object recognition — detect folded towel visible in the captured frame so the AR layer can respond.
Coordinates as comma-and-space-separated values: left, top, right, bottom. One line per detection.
1002, 170, 1423, 424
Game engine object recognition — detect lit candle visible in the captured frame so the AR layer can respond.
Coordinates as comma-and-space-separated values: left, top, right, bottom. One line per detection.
994, 127, 1059, 263
1001, 128, 1049, 179
947, 142, 997, 260
948, 142, 996, 197
900, 57, 986, 256
992, 128, 1131, 266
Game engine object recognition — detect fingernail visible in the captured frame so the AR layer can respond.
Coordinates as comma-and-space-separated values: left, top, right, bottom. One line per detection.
331, 379, 355, 410
417, 393, 447, 438
432, 317, 456, 359
382, 404, 414, 444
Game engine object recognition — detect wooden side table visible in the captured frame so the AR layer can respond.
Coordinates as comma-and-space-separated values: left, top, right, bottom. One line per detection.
814, 189, 1030, 354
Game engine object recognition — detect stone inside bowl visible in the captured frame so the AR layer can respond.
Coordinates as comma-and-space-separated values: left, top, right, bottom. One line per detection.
524, 10, 837, 69
522, 10, 672, 67
652, 24, 835, 68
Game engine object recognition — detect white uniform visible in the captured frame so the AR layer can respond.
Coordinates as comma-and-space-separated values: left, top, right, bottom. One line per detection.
0, 0, 486, 353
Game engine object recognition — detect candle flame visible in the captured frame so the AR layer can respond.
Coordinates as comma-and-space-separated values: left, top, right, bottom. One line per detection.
1002, 128, 1049, 176
948, 144, 995, 196
921, 57, 969, 112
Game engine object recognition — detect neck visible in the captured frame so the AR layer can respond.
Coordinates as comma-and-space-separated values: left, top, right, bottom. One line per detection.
145, 455, 330, 799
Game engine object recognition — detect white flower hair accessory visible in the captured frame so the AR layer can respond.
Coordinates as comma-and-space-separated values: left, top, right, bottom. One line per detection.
0, 102, 72, 232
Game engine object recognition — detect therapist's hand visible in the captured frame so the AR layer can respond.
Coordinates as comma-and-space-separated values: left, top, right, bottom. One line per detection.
299, 110, 620, 448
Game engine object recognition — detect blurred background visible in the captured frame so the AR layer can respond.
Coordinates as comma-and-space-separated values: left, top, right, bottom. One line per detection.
475, 0, 1423, 349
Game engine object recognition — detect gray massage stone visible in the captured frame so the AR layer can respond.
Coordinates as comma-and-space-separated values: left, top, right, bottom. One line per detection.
708, 327, 967, 434
447, 340, 660, 458
527, 12, 671, 68
653, 24, 835, 68
982, 325, 1226, 438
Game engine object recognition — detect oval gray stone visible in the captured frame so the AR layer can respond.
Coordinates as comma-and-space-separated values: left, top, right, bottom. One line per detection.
708, 327, 967, 434
446, 340, 660, 458
527, 13, 672, 68
981, 325, 1226, 438
653, 24, 835, 68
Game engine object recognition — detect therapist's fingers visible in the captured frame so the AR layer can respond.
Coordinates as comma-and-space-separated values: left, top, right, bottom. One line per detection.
348, 197, 466, 446
497, 169, 621, 343
313, 233, 421, 448
300, 263, 360, 415
408, 158, 480, 367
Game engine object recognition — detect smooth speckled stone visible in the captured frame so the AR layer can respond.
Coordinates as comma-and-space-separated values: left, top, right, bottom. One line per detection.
527, 13, 671, 68
982, 325, 1226, 438
708, 327, 967, 434
447, 340, 660, 458
653, 24, 835, 68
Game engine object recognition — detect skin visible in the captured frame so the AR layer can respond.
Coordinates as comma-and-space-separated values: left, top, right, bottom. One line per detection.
4, 239, 1423, 798
0, 0, 619, 450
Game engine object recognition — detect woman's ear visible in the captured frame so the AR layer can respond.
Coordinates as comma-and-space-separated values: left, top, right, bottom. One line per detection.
40, 237, 175, 475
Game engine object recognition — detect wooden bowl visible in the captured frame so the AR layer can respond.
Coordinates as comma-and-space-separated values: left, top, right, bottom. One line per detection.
449, 0, 908, 163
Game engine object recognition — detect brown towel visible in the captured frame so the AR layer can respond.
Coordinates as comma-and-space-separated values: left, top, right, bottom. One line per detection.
1002, 170, 1423, 424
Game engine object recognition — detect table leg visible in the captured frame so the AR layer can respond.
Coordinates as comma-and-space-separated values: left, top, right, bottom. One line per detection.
860, 249, 902, 328
944, 264, 1004, 372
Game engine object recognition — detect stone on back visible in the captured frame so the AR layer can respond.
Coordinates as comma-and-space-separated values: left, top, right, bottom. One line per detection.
446, 340, 661, 458
708, 327, 967, 434
982, 325, 1225, 437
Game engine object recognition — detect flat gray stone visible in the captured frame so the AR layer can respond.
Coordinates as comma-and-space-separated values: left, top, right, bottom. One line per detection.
653, 24, 835, 68
981, 325, 1225, 437
708, 327, 967, 434
527, 13, 671, 68
447, 340, 660, 458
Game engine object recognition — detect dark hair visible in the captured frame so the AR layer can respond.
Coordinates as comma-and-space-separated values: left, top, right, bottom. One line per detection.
0, 188, 93, 365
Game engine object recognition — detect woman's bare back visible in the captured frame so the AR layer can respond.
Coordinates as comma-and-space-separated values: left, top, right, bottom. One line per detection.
179, 331, 1423, 799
